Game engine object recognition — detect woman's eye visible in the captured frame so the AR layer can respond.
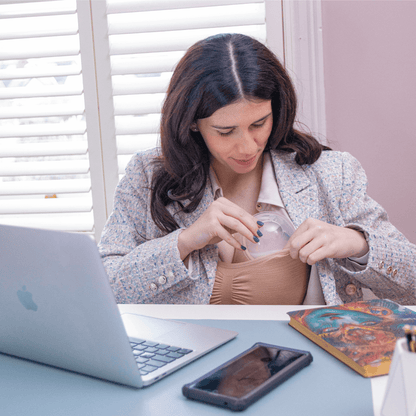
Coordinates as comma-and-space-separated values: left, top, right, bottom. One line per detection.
217, 121, 265, 136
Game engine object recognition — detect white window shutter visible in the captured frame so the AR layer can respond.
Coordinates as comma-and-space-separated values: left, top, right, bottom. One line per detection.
0, 0, 97, 235
1, 0, 285, 240
104, 0, 269, 177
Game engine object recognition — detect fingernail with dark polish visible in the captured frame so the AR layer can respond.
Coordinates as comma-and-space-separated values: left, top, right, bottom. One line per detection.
253, 236, 260, 243
241, 245, 247, 250
257, 221, 264, 226
257, 230, 263, 237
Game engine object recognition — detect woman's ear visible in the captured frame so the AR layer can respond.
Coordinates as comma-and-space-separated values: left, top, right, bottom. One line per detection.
190, 123, 199, 132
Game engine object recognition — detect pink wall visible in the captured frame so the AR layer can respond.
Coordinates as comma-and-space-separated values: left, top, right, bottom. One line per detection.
321, 0, 416, 244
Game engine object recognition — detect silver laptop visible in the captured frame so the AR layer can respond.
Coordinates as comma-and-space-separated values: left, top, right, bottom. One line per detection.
0, 224, 237, 388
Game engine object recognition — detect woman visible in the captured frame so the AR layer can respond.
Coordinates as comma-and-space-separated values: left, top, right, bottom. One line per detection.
98, 33, 416, 305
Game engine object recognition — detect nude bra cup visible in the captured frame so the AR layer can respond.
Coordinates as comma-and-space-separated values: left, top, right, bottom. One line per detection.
209, 249, 309, 305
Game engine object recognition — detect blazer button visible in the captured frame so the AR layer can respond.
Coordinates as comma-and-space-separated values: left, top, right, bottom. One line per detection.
345, 284, 357, 296
158, 275, 167, 285
149, 283, 158, 291
392, 269, 398, 277
378, 261, 384, 269
386, 266, 393, 274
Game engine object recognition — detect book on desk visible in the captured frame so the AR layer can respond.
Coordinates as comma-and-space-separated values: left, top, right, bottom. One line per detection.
287, 299, 416, 377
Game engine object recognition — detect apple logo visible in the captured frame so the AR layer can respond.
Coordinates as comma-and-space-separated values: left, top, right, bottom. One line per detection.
17, 286, 38, 311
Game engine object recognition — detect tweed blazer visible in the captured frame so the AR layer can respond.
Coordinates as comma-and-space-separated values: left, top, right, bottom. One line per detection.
98, 148, 416, 305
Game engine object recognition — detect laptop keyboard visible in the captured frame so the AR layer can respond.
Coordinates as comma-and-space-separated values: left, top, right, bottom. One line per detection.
130, 339, 193, 375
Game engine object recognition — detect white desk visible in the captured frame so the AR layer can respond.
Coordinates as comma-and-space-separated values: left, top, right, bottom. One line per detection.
119, 304, 416, 416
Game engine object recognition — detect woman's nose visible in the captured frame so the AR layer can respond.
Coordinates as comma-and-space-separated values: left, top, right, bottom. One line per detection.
236, 131, 258, 154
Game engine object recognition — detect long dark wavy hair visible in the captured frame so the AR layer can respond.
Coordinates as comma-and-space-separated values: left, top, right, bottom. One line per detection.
151, 33, 330, 233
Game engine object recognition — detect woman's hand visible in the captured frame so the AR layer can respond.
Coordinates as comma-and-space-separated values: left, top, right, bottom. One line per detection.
178, 197, 261, 261
285, 218, 369, 265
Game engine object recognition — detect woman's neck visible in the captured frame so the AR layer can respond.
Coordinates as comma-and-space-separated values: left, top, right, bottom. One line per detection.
213, 154, 264, 214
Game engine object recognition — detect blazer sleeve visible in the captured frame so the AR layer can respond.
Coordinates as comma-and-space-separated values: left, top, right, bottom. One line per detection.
98, 153, 201, 304
337, 152, 416, 304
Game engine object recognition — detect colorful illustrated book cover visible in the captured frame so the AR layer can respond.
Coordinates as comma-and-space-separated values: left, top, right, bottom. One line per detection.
287, 299, 416, 377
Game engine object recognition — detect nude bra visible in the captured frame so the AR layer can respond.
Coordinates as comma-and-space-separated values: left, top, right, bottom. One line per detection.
209, 249, 309, 305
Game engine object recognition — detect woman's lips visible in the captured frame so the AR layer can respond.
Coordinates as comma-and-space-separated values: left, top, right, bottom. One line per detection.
233, 154, 257, 166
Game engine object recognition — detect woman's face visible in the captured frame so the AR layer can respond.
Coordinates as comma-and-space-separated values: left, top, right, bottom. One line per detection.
195, 99, 273, 176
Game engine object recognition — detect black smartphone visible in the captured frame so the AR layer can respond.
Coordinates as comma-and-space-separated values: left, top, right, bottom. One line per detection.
182, 342, 312, 411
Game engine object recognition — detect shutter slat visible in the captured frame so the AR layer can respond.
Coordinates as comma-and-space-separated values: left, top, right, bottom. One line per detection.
0, 122, 86, 138
0, 35, 80, 60
0, 179, 91, 196
0, 105, 84, 119
112, 76, 169, 95
115, 115, 160, 135
0, 141, 88, 158
0, 160, 90, 176
0, 12, 78, 39
0, 0, 75, 19
113, 94, 164, 116
108, 5, 265, 35
0, 0, 69, 5
110, 25, 265, 56
0, 85, 83, 100
0, 28, 77, 41
116, 134, 159, 154
111, 52, 183, 75
107, 0, 263, 14
0, 66, 81, 81
0, 9, 75, 20
0, 197, 92, 215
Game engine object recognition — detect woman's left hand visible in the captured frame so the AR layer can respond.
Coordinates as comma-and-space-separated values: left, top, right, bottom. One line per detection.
285, 218, 369, 265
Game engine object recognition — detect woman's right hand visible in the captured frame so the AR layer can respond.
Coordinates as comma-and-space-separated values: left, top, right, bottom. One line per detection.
177, 197, 262, 261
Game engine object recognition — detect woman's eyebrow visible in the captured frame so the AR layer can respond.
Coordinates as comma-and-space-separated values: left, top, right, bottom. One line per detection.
211, 111, 272, 129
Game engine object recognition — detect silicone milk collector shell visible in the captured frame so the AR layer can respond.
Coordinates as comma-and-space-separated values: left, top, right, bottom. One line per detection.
243, 211, 295, 260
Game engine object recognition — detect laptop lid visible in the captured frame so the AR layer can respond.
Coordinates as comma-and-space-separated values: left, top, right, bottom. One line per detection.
0, 224, 145, 387
0, 224, 238, 388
